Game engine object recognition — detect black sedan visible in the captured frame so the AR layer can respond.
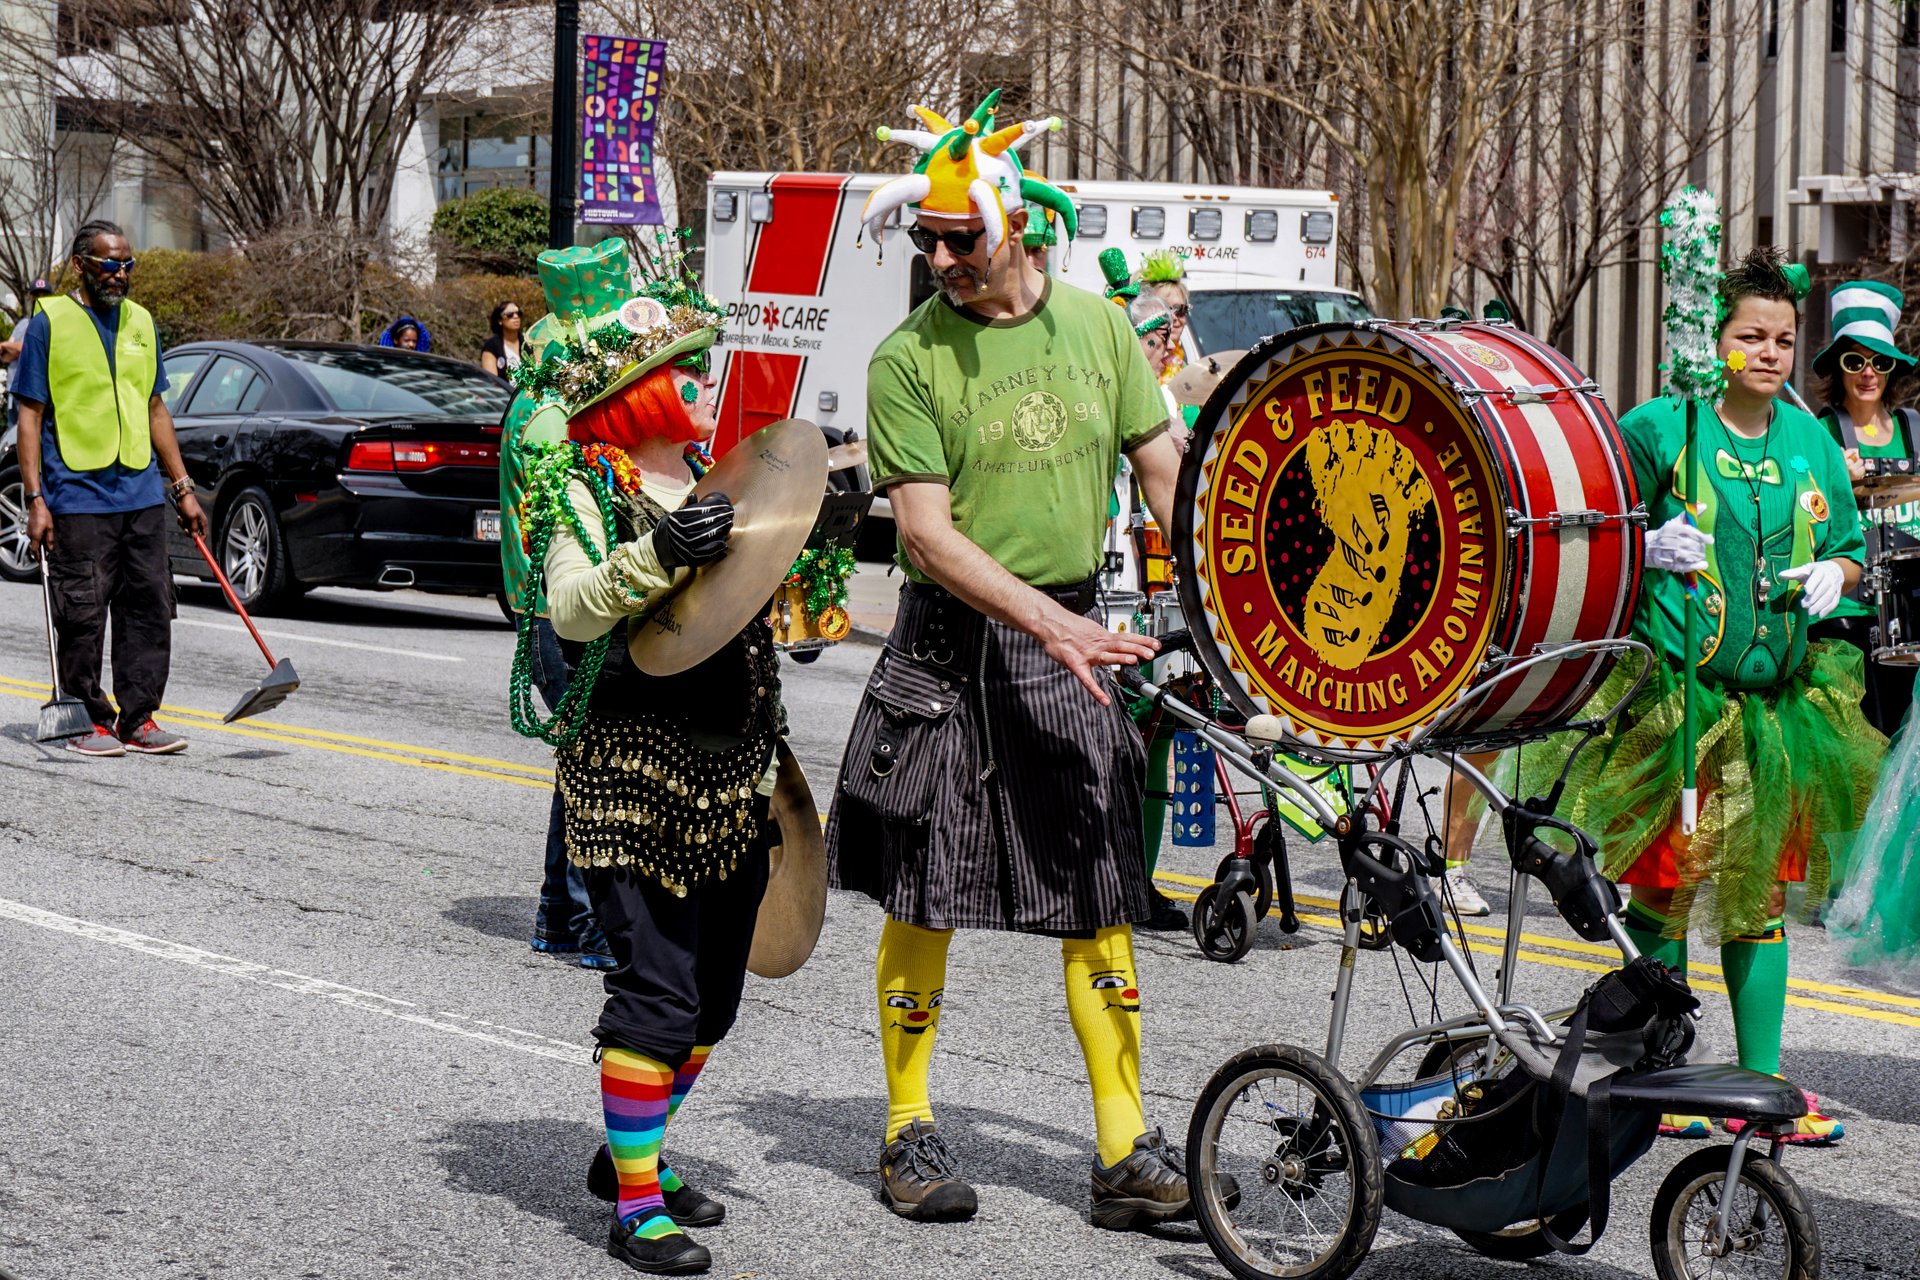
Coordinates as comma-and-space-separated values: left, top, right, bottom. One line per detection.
0, 341, 516, 610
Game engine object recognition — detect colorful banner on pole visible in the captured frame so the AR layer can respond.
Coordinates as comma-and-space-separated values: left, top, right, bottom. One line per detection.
579, 34, 667, 225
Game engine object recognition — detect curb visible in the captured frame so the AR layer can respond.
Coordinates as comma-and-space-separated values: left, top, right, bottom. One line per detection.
844, 625, 887, 649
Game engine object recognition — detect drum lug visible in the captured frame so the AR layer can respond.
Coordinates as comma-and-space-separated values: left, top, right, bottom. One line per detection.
1505, 504, 1646, 532
1460, 378, 1600, 406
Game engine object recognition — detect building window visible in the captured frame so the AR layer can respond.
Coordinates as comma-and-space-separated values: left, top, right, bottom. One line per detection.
1831, 0, 1848, 53
1696, 0, 1712, 63
1767, 0, 1780, 59
1904, 0, 1918, 48
434, 114, 550, 204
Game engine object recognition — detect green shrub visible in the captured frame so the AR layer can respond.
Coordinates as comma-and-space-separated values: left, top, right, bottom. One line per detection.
431, 188, 550, 275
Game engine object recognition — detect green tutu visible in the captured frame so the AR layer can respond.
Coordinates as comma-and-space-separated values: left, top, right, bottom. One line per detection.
1827, 706, 1920, 980
1515, 641, 1885, 944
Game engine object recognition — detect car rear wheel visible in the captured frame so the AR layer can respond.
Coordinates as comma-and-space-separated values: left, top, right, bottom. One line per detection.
219, 485, 298, 612
0, 465, 35, 582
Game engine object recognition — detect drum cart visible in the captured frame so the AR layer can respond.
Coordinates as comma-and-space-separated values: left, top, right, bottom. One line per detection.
1124, 639, 1826, 1280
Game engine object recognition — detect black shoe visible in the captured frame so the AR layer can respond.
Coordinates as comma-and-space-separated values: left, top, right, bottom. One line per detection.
606, 1214, 710, 1274
878, 1119, 978, 1222
588, 1147, 726, 1226
1090, 1127, 1192, 1230
1139, 888, 1190, 932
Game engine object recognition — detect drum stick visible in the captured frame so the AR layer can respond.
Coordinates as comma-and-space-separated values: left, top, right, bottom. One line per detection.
1780, 380, 1814, 416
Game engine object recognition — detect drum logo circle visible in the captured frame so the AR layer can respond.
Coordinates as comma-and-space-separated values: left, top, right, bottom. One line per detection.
1197, 345, 1507, 744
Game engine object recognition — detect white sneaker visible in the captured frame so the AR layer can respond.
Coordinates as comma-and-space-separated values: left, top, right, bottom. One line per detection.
1444, 867, 1491, 917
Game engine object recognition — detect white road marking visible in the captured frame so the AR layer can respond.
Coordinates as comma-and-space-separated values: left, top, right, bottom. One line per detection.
173, 617, 464, 662
0, 896, 588, 1066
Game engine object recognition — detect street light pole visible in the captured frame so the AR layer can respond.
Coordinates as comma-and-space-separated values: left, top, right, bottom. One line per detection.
548, 0, 579, 250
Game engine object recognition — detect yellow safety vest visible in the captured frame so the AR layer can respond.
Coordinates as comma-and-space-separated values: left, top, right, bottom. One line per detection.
44, 294, 158, 473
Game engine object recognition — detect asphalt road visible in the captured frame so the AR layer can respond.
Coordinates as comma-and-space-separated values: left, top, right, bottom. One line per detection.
2, 573, 1918, 1280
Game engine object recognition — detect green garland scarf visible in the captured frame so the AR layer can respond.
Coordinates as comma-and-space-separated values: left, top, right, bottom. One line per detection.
508, 441, 620, 748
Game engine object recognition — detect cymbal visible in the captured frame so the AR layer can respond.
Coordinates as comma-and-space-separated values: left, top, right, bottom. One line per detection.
747, 739, 828, 978
825, 438, 868, 472
1859, 473, 1920, 509
1170, 349, 1248, 407
628, 419, 828, 676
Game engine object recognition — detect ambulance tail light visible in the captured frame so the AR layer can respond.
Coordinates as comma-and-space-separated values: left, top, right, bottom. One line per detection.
1301, 211, 1336, 244
1079, 204, 1108, 238
1246, 210, 1280, 242
1189, 208, 1222, 241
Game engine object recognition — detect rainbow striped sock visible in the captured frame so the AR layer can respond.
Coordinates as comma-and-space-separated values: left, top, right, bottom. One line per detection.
601, 1048, 681, 1237
658, 1045, 711, 1195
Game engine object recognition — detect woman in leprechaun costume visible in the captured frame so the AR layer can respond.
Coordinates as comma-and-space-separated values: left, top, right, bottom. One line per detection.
1810, 279, 1920, 738
1526, 247, 1885, 1143
507, 236, 780, 1276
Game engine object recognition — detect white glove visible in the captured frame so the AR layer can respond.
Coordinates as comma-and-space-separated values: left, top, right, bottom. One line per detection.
1780, 559, 1847, 620
1645, 512, 1712, 574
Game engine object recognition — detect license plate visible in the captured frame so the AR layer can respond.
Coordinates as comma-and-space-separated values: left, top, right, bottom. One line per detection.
474, 509, 501, 542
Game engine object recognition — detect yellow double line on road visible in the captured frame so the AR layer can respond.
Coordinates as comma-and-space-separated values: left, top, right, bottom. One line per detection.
1155, 869, 1920, 1029
9, 669, 1918, 1030
0, 674, 553, 789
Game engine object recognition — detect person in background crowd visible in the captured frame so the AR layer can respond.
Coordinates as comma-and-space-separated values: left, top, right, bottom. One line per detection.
379, 315, 431, 352
1810, 279, 1919, 741
1138, 250, 1189, 375
15, 218, 206, 757
480, 300, 525, 381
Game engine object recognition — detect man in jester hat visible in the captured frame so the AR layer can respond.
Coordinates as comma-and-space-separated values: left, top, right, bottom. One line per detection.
829, 90, 1216, 1229
506, 235, 784, 1275
1524, 240, 1884, 1144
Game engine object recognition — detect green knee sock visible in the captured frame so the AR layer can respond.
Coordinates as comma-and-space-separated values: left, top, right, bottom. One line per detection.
1143, 734, 1172, 877
1721, 919, 1788, 1076
1624, 900, 1689, 974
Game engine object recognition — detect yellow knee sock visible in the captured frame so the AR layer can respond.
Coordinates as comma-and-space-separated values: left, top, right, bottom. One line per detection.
877, 915, 953, 1143
1062, 925, 1147, 1166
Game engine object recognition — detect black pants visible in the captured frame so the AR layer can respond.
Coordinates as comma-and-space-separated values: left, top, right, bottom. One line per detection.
47, 505, 174, 735
1810, 613, 1916, 739
584, 793, 773, 1063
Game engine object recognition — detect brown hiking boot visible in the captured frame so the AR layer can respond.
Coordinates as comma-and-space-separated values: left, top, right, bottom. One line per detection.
878, 1119, 978, 1222
1091, 1127, 1196, 1230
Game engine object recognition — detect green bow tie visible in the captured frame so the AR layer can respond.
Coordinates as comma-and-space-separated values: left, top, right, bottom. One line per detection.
1715, 448, 1782, 485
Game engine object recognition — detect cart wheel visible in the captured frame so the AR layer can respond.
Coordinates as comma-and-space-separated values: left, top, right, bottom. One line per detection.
1187, 1042, 1383, 1280
1215, 850, 1277, 921
1355, 906, 1393, 952
1193, 885, 1258, 963
1650, 1146, 1821, 1280
1454, 1211, 1592, 1260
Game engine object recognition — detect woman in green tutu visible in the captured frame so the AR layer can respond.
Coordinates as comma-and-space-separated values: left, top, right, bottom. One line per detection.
1527, 247, 1885, 1141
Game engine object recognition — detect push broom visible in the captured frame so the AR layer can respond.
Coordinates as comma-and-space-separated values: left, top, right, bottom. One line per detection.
190, 531, 301, 723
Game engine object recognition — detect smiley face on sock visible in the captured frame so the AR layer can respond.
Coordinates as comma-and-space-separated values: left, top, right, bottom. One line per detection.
884, 987, 943, 1034
1090, 971, 1139, 1014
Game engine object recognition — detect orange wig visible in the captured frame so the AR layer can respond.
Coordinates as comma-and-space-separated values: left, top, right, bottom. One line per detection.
567, 366, 696, 448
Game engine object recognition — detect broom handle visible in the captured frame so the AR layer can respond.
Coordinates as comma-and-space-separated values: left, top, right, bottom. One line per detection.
190, 531, 279, 669
38, 553, 63, 695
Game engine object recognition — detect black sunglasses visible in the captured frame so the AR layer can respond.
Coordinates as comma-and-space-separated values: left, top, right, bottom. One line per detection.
1840, 351, 1897, 376
908, 224, 984, 256
500, 309, 521, 319
1168, 303, 1191, 319
81, 254, 136, 275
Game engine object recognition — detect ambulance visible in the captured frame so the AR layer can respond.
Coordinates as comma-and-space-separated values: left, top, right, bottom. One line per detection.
701, 172, 1368, 544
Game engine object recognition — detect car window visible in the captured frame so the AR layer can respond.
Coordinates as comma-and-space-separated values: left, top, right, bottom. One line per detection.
271, 347, 513, 417
1187, 290, 1374, 354
186, 355, 263, 416
159, 350, 210, 413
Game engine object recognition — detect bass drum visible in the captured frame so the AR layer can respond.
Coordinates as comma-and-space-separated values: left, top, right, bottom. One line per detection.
1173, 321, 1642, 750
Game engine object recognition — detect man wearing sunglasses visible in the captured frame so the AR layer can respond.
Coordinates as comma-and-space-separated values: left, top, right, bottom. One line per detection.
14, 218, 205, 757
830, 97, 1202, 1234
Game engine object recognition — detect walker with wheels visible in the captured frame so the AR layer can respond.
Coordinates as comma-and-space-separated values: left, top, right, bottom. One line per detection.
1151, 319, 1828, 1280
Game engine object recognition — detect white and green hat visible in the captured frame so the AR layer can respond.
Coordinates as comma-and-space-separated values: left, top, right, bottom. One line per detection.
1813, 279, 1916, 376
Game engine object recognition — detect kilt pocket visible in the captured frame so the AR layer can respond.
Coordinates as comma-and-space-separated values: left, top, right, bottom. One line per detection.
839, 647, 970, 824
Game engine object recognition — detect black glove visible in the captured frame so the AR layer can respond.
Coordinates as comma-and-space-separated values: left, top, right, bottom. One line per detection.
652, 492, 735, 568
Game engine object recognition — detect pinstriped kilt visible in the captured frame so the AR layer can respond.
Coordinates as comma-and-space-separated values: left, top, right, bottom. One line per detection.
826, 580, 1151, 934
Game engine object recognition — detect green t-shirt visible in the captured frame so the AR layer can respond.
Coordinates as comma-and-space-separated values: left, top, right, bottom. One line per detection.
1819, 405, 1920, 619
866, 277, 1171, 586
1620, 395, 1865, 690
499, 392, 569, 615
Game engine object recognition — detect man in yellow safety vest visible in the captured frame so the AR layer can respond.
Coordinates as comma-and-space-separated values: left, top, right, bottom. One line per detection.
16, 219, 207, 756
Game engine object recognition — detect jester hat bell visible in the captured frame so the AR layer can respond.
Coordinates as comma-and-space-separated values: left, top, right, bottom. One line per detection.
862, 89, 1080, 260
520, 236, 725, 419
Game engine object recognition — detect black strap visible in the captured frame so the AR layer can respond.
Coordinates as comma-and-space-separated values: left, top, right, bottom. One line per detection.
1533, 999, 1615, 1256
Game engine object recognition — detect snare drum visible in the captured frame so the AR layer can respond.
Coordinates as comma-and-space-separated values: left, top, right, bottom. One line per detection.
1875, 546, 1920, 666
1174, 321, 1642, 748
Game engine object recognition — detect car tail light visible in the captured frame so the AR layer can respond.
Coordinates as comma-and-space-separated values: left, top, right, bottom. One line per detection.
346, 439, 499, 472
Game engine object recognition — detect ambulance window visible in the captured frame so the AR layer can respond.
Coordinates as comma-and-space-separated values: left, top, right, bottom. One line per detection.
1187, 290, 1374, 353
1189, 208, 1222, 241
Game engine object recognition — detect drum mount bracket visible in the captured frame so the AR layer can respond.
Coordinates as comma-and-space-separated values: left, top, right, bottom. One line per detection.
1459, 378, 1601, 406
1503, 501, 1648, 534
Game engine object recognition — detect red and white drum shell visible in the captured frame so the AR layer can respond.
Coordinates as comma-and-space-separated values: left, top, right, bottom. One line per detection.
1173, 321, 1642, 750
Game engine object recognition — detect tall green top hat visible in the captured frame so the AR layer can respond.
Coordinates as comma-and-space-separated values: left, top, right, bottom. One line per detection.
517, 235, 724, 416
1813, 279, 1916, 377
